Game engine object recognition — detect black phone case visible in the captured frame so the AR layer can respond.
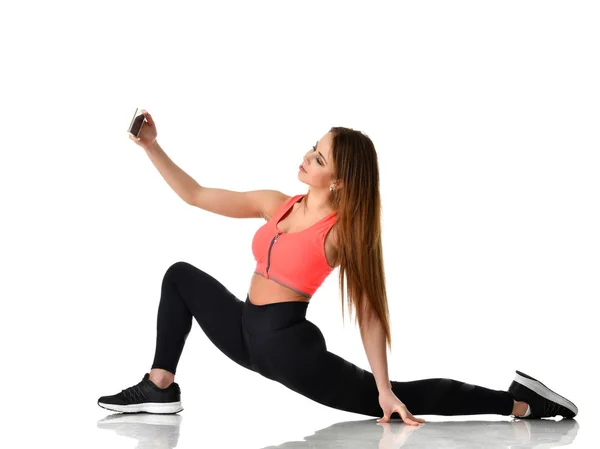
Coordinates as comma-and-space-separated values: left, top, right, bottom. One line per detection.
128, 108, 145, 137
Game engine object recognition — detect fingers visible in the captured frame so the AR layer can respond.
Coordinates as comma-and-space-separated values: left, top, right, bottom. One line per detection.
408, 413, 425, 423
377, 406, 425, 426
402, 414, 419, 426
407, 413, 425, 424
141, 109, 153, 126
380, 413, 416, 426
402, 410, 424, 426
378, 415, 422, 425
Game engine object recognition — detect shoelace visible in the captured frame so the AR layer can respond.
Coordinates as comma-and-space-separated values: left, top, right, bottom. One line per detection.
121, 384, 147, 403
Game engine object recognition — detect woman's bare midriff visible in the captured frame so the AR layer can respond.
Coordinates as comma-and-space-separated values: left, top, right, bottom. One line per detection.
247, 272, 310, 306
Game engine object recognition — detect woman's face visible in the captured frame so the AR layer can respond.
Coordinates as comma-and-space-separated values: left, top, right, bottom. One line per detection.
298, 132, 337, 189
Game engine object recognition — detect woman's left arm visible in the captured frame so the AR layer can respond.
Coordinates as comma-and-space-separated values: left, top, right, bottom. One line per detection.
360, 300, 425, 425
359, 305, 392, 393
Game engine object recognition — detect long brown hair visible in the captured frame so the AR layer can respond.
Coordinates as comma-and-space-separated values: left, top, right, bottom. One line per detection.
310, 126, 392, 351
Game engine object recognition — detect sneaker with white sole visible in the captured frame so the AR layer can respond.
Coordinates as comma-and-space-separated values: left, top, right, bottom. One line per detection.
97, 373, 183, 414
508, 370, 577, 419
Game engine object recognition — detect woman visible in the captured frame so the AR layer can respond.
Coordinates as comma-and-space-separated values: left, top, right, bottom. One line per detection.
98, 110, 578, 424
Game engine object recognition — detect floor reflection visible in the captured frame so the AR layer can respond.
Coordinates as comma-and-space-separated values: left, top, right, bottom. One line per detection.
262, 418, 579, 449
96, 413, 579, 449
97, 413, 182, 449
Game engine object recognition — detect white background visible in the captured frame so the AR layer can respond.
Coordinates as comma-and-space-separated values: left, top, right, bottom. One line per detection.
1, 1, 598, 448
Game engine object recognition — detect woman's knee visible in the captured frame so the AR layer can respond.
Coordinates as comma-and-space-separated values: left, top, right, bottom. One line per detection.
166, 261, 191, 274
163, 261, 225, 298
160, 262, 193, 289
164, 261, 205, 280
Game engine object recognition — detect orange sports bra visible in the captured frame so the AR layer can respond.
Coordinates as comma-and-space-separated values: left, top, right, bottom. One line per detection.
251, 194, 337, 298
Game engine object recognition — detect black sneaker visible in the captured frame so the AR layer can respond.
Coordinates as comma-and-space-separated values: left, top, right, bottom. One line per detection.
97, 373, 183, 414
508, 370, 577, 419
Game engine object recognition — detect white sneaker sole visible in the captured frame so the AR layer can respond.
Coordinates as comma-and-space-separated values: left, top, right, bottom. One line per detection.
514, 372, 578, 416
97, 401, 183, 414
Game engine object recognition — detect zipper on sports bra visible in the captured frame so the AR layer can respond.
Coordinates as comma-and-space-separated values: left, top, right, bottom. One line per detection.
265, 232, 282, 279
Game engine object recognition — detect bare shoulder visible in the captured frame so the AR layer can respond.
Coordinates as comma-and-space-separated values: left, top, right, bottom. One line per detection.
259, 190, 293, 221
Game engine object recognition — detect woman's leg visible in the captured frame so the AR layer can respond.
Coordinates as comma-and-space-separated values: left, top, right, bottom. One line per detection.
150, 261, 254, 377
244, 302, 514, 418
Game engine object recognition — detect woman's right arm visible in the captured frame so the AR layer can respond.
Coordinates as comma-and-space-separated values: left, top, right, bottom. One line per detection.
143, 142, 287, 219
131, 110, 200, 205
132, 110, 288, 219
143, 140, 200, 205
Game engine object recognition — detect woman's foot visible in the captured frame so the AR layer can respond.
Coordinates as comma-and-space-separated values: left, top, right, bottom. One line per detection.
97, 373, 183, 414
149, 368, 175, 389
512, 400, 530, 417
508, 370, 577, 419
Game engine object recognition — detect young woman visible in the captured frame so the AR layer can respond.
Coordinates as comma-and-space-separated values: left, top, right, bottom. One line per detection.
98, 110, 578, 424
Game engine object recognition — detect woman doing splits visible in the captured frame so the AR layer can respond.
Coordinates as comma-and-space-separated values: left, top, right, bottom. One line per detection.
98, 110, 578, 425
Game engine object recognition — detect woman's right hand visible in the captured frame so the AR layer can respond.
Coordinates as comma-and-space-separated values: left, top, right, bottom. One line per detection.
129, 109, 157, 150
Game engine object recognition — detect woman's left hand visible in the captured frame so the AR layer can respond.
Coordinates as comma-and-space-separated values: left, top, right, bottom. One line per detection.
377, 389, 425, 426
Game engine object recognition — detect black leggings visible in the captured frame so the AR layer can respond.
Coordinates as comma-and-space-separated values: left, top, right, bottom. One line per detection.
151, 261, 514, 418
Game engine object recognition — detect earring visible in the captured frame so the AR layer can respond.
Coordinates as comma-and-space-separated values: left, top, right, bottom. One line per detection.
330, 186, 334, 192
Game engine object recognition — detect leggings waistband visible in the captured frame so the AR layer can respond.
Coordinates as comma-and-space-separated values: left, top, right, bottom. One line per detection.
242, 294, 309, 334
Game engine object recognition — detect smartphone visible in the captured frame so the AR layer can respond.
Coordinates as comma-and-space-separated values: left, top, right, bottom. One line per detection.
128, 108, 146, 138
